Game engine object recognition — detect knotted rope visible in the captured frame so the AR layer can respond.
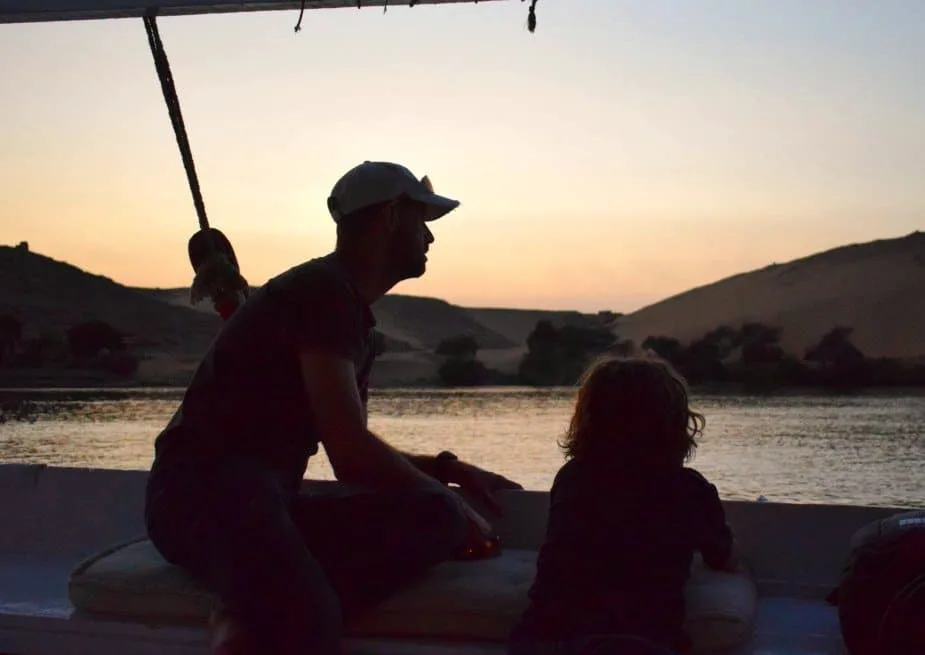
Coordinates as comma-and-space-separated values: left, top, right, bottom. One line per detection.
143, 13, 249, 321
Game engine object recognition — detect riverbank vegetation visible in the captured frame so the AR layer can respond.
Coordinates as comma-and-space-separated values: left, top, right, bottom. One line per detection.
435, 320, 925, 390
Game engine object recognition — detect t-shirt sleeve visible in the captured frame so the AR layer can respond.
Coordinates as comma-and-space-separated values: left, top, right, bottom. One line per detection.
696, 477, 735, 569
277, 270, 364, 361
542, 460, 587, 540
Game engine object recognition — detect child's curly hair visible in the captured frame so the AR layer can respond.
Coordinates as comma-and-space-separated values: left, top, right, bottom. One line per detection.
558, 354, 705, 469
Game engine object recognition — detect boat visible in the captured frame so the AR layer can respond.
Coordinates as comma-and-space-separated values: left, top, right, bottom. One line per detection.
0, 460, 919, 655
1, 2, 923, 654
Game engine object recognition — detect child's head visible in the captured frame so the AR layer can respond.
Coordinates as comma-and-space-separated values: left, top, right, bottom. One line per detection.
559, 354, 705, 470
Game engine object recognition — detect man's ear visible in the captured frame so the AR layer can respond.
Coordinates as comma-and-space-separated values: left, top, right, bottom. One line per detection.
382, 202, 401, 233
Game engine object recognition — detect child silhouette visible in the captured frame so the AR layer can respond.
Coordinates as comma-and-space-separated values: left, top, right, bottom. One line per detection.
509, 355, 737, 655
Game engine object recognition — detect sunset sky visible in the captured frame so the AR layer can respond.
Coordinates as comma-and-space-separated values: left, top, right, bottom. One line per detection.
1, 0, 923, 313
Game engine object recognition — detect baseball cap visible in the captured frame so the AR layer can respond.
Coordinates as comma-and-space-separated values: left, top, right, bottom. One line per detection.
327, 161, 460, 223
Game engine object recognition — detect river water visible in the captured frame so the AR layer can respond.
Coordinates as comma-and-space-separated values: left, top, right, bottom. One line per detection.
1, 387, 923, 507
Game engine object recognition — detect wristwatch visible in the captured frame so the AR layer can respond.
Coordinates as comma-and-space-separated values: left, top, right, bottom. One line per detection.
434, 450, 458, 485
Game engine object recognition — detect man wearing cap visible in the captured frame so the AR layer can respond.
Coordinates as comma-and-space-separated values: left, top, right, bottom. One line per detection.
144, 161, 522, 655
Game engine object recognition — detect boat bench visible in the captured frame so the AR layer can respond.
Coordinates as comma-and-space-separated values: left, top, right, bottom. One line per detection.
66, 537, 757, 654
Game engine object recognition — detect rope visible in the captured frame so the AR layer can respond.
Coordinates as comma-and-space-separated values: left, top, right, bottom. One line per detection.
294, 0, 306, 32
142, 12, 249, 320
143, 13, 209, 231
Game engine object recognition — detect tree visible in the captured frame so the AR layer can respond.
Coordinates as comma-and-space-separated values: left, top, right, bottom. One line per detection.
739, 322, 784, 365
519, 320, 617, 386
680, 336, 729, 384
435, 335, 479, 359
0, 314, 22, 365
700, 325, 741, 360
437, 358, 489, 387
435, 334, 487, 386
66, 320, 125, 360
804, 326, 867, 388
642, 336, 684, 364
16, 331, 69, 368
804, 327, 864, 367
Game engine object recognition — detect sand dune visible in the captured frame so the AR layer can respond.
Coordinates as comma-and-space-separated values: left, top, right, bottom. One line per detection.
371, 294, 516, 350
616, 231, 925, 360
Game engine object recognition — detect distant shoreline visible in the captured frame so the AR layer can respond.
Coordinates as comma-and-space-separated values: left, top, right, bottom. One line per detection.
2, 371, 924, 399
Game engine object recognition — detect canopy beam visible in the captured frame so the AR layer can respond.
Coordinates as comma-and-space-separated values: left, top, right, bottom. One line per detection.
0, 0, 505, 25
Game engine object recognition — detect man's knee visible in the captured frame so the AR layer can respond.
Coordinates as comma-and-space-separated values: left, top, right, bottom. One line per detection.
213, 551, 344, 655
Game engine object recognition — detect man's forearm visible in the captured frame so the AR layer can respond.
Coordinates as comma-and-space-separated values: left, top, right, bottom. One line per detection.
332, 429, 447, 494
404, 451, 459, 485
404, 453, 440, 478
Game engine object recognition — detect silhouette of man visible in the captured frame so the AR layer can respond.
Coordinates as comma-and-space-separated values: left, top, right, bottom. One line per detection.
144, 161, 523, 655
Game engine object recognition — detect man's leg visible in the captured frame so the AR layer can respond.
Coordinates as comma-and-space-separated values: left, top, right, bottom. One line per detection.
146, 459, 345, 655
289, 486, 470, 617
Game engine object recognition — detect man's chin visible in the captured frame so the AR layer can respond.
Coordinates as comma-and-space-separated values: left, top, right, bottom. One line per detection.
410, 255, 428, 277
394, 261, 427, 282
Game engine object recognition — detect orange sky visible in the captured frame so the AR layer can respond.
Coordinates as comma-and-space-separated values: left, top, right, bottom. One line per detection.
1, 1, 923, 312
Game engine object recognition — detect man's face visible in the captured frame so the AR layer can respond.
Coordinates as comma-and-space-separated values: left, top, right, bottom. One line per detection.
387, 200, 434, 280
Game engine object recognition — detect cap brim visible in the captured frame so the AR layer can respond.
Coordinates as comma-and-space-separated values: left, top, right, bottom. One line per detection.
410, 190, 460, 221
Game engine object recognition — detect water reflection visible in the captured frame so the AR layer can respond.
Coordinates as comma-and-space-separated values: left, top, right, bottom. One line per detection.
1, 387, 923, 507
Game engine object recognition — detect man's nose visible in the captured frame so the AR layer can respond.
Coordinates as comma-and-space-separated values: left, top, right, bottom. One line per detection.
424, 224, 435, 244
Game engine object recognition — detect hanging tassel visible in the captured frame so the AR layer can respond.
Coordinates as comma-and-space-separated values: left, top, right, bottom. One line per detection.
188, 228, 250, 320
294, 0, 306, 32
527, 0, 538, 33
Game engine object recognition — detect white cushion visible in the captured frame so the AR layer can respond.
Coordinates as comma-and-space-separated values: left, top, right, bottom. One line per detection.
68, 538, 756, 652
684, 555, 757, 652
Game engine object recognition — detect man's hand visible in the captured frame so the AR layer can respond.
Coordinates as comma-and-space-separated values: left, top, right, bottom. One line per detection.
455, 500, 502, 560
449, 461, 524, 518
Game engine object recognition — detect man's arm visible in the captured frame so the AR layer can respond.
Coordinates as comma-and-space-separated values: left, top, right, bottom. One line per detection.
403, 450, 524, 517
300, 348, 447, 493
403, 452, 455, 484
300, 347, 502, 558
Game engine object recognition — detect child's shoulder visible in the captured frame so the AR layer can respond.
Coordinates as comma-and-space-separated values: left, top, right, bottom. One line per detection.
677, 466, 722, 497
550, 457, 582, 488
548, 457, 600, 499
679, 466, 714, 485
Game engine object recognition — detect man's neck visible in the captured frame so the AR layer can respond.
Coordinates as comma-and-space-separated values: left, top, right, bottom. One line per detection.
331, 248, 396, 306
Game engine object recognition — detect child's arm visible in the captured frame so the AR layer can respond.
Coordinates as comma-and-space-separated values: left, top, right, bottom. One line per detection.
542, 461, 581, 540
698, 481, 738, 572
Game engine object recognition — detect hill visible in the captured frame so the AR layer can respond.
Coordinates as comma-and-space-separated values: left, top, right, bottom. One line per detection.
616, 231, 925, 360
142, 288, 596, 355
0, 245, 221, 357
9, 230, 922, 388
1, 245, 597, 386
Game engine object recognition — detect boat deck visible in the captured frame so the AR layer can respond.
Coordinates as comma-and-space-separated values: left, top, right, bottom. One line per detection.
2, 464, 913, 655
0, 554, 847, 655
